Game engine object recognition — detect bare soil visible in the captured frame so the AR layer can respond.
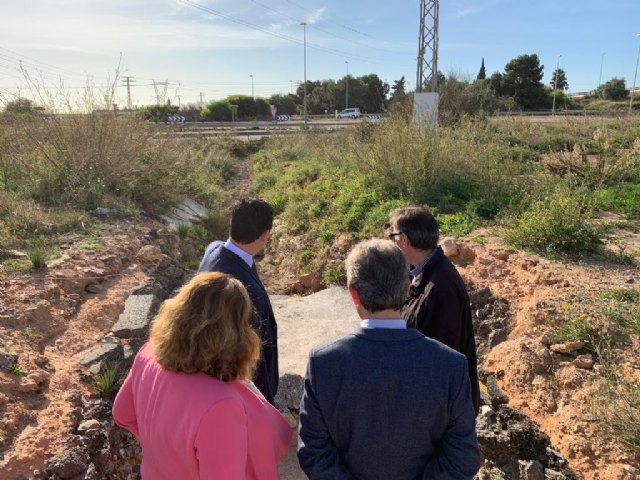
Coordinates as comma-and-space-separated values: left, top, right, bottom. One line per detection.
0, 214, 638, 479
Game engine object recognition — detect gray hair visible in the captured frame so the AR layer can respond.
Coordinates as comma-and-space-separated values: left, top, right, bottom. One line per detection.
345, 239, 408, 313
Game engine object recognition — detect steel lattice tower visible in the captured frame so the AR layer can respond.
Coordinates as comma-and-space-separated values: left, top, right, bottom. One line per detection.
416, 0, 439, 93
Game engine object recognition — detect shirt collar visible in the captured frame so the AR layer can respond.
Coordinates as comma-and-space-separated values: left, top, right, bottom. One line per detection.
409, 246, 438, 277
360, 319, 406, 329
224, 239, 253, 267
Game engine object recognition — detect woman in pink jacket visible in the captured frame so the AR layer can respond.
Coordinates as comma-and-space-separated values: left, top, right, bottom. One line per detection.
112, 272, 292, 479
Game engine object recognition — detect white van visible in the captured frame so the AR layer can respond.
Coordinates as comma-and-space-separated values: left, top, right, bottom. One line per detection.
336, 108, 361, 119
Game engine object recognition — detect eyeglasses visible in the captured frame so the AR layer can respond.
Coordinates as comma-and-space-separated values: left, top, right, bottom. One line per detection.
387, 232, 403, 239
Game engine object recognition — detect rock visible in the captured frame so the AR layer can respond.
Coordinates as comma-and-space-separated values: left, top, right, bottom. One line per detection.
550, 341, 584, 355
293, 273, 323, 294
572, 354, 594, 370
135, 245, 165, 263
92, 207, 119, 218
78, 419, 101, 435
519, 460, 545, 480
469, 287, 492, 306
17, 378, 40, 393
441, 238, 459, 257
274, 373, 304, 411
0, 352, 18, 370
46, 446, 90, 479
111, 294, 159, 338
485, 375, 509, 408
27, 369, 51, 386
281, 411, 298, 428
85, 283, 103, 294
593, 364, 606, 375
3, 249, 28, 259
34, 355, 50, 367
540, 331, 555, 346
79, 340, 123, 369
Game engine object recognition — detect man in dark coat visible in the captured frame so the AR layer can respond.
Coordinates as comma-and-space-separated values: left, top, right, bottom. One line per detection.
297, 239, 480, 479
388, 205, 480, 415
198, 198, 278, 405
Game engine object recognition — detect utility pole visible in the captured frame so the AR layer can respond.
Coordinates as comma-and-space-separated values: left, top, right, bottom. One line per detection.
345, 61, 349, 109
416, 0, 439, 92
301, 22, 308, 129
552, 54, 562, 115
122, 76, 135, 109
199, 92, 205, 106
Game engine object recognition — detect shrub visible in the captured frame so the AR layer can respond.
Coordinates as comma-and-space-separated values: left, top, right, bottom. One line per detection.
591, 381, 640, 450
95, 363, 122, 396
27, 236, 51, 269
505, 192, 602, 255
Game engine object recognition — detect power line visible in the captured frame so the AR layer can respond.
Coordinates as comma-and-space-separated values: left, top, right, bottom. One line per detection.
180, 0, 393, 66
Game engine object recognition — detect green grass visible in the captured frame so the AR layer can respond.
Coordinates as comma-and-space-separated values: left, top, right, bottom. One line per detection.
27, 237, 51, 269
598, 288, 640, 336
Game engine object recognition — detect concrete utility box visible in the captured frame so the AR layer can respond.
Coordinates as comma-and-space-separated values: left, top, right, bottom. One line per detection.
413, 92, 438, 131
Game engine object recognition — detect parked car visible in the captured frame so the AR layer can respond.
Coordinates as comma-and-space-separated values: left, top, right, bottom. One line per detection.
336, 108, 361, 119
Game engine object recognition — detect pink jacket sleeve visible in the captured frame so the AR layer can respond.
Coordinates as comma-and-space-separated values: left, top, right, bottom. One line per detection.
112, 369, 140, 438
195, 399, 248, 478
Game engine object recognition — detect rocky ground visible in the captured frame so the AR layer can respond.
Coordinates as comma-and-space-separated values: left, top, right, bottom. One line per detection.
0, 210, 638, 479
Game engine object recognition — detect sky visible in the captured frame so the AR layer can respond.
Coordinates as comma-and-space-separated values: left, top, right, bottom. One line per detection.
1, 0, 639, 109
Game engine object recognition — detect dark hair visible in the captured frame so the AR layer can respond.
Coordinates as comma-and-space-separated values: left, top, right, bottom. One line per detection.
346, 239, 408, 313
388, 205, 439, 250
230, 198, 274, 243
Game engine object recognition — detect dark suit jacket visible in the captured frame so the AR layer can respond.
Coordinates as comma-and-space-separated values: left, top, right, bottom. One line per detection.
297, 328, 480, 480
198, 241, 278, 405
401, 246, 480, 415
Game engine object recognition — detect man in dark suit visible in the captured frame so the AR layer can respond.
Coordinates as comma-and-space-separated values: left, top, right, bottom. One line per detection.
388, 205, 480, 415
198, 198, 278, 405
297, 239, 480, 480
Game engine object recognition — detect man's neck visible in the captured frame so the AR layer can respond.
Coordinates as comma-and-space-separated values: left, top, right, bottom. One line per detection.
406, 247, 433, 269
230, 239, 260, 257
358, 307, 402, 320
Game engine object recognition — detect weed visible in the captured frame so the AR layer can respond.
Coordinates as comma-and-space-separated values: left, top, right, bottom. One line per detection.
472, 236, 487, 245
598, 288, 640, 303
176, 222, 192, 240
591, 380, 640, 451
598, 288, 640, 336
553, 317, 596, 349
323, 265, 346, 285
8, 363, 26, 377
27, 236, 50, 269
95, 362, 122, 396
297, 249, 314, 265
505, 192, 602, 255
21, 327, 34, 338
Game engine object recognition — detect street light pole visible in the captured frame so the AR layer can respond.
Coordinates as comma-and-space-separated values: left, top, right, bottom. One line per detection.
598, 52, 605, 93
300, 22, 307, 128
345, 61, 349, 109
250, 74, 254, 99
290, 80, 293, 95
552, 54, 562, 115
629, 33, 640, 115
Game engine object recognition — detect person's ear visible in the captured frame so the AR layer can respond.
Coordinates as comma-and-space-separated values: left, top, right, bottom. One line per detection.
348, 286, 360, 306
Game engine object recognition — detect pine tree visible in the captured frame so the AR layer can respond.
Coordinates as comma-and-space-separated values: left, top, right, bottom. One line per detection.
477, 58, 486, 80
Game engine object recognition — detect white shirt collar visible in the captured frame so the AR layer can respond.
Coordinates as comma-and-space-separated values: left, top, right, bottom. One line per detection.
360, 319, 407, 329
224, 239, 253, 267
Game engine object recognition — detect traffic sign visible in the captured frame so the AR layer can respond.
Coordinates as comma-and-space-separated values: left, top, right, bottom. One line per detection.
276, 115, 291, 121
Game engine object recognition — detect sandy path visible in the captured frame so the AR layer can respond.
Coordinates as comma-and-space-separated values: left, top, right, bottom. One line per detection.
273, 287, 360, 479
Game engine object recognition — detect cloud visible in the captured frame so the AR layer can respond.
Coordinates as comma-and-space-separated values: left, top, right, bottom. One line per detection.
305, 7, 325, 25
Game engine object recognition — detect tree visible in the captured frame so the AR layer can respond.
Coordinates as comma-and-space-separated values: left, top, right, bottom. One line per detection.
358, 74, 389, 112
389, 76, 407, 105
477, 58, 486, 80
550, 68, 568, 91
142, 104, 179, 123
596, 77, 628, 100
2, 97, 43, 115
501, 54, 546, 110
268, 94, 299, 116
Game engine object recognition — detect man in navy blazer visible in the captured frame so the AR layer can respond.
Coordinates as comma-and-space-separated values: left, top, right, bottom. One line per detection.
198, 198, 278, 405
297, 239, 480, 479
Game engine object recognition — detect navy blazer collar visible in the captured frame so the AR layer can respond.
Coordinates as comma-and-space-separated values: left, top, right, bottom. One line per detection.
220, 245, 266, 292
354, 327, 423, 342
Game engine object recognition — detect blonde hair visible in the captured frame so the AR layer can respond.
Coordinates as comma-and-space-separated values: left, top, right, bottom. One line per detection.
150, 272, 260, 381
